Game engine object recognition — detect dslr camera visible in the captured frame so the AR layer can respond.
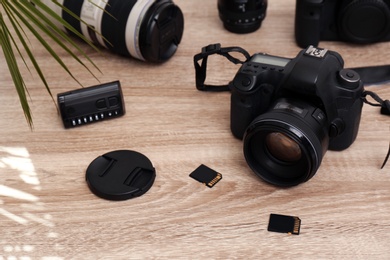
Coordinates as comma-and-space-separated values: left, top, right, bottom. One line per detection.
295, 0, 390, 47
230, 46, 364, 186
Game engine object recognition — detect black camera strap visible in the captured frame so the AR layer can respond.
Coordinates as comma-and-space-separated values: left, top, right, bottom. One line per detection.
350, 64, 390, 86
193, 43, 390, 168
193, 43, 251, 92
194, 44, 390, 114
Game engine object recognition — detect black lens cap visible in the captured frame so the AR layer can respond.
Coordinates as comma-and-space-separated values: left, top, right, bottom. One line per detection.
86, 150, 156, 200
139, 1, 184, 62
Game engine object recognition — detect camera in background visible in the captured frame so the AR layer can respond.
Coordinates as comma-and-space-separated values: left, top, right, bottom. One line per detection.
295, 0, 390, 47
42, 0, 184, 62
218, 0, 267, 33
230, 46, 364, 186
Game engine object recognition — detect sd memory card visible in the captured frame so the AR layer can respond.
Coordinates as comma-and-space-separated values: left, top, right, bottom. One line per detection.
189, 164, 222, 188
268, 213, 301, 235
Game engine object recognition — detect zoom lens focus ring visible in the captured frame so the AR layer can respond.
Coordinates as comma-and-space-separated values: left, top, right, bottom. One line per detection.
102, 0, 137, 57
62, 0, 83, 37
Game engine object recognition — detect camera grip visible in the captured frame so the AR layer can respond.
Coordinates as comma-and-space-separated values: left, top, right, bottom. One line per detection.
230, 93, 257, 140
329, 98, 363, 151
295, 0, 322, 47
230, 84, 274, 139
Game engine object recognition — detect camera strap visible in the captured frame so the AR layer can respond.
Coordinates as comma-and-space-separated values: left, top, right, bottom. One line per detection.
194, 44, 390, 114
193, 43, 390, 168
350, 64, 390, 86
193, 43, 251, 92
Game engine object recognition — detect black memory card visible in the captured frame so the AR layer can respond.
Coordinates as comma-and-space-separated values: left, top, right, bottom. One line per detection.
189, 164, 222, 188
268, 213, 301, 235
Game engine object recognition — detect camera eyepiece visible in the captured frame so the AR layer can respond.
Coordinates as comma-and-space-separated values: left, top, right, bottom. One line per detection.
44, 0, 184, 62
218, 0, 267, 34
243, 98, 329, 186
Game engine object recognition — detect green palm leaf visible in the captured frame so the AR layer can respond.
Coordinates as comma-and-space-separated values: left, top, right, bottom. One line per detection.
0, 0, 101, 128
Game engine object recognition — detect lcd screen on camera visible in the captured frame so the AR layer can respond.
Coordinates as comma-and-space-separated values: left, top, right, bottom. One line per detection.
251, 54, 290, 67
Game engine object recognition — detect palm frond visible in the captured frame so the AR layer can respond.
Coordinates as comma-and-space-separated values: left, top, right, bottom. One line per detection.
0, 13, 32, 126
0, 0, 101, 128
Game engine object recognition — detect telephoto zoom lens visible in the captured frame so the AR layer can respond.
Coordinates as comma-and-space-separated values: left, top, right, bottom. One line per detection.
218, 0, 267, 33
42, 0, 184, 62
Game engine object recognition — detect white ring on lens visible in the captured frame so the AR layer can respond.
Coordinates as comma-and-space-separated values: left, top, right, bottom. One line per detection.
40, 0, 65, 29
80, 0, 108, 47
125, 0, 156, 60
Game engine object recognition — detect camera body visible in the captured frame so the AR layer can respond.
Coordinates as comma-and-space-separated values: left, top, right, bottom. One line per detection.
230, 46, 364, 186
295, 0, 390, 47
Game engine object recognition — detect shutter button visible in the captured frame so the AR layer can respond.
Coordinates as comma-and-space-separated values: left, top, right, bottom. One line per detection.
86, 150, 156, 200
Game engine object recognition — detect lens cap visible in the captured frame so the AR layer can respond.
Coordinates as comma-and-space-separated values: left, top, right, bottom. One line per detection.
86, 150, 156, 200
139, 1, 184, 62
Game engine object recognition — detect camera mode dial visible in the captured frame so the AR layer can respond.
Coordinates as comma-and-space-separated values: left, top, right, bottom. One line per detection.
338, 69, 360, 89
233, 73, 256, 92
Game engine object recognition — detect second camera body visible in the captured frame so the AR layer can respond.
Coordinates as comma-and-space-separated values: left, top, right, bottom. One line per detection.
230, 46, 364, 186
295, 0, 390, 47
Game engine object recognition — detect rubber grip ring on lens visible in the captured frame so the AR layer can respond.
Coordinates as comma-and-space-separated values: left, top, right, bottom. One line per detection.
79, 0, 108, 47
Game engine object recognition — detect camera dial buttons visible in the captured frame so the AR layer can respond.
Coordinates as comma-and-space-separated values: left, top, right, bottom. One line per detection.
233, 74, 255, 92
96, 99, 107, 109
312, 108, 326, 124
338, 69, 360, 89
242, 77, 252, 87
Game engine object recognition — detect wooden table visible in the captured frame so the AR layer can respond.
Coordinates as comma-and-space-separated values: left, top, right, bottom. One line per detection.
1, 0, 390, 258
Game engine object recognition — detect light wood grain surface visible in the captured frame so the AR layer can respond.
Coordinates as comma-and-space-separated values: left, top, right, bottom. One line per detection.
1, 0, 390, 259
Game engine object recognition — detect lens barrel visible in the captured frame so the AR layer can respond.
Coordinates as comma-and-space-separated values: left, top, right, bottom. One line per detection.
44, 0, 184, 62
243, 98, 329, 186
218, 0, 267, 33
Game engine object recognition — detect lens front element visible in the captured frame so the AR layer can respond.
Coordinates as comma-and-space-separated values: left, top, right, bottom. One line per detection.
243, 99, 329, 186
266, 132, 302, 163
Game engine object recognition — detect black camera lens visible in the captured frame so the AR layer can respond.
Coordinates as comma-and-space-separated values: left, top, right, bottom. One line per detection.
243, 99, 329, 186
217, 0, 267, 34
44, 0, 184, 62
